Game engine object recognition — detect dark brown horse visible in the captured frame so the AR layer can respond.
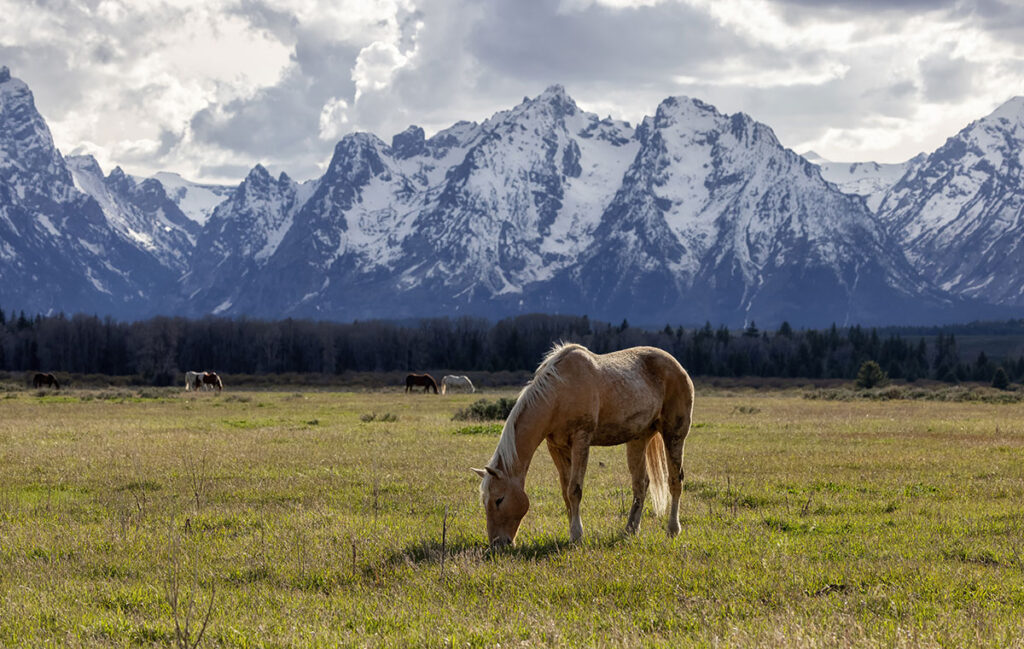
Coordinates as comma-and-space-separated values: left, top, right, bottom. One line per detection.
405, 373, 438, 394
201, 371, 223, 392
32, 372, 60, 389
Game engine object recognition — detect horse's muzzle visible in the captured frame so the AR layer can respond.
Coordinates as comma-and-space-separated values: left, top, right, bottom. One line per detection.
490, 535, 513, 550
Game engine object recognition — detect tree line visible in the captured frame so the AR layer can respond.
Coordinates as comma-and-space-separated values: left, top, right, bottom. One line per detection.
1, 308, 1022, 385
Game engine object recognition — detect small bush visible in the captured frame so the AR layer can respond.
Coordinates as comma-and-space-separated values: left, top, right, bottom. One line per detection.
991, 367, 1010, 391
453, 397, 517, 421
360, 413, 398, 423
855, 361, 889, 389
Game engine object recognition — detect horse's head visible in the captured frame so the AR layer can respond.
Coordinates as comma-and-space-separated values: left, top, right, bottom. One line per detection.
472, 466, 529, 548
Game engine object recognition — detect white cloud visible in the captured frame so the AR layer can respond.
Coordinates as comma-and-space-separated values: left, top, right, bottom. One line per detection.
318, 96, 350, 140
2, 0, 1023, 180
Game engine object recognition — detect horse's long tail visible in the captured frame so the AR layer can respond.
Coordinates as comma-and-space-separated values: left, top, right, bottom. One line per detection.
646, 433, 670, 516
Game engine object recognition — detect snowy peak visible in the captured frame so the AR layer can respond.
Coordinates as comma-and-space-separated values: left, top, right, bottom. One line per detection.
392, 125, 426, 159
0, 67, 75, 202
874, 95, 1024, 307
151, 171, 232, 227
982, 95, 1024, 125
808, 152, 924, 213
67, 154, 197, 269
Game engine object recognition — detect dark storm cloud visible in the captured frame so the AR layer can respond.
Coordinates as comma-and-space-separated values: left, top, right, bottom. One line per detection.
919, 52, 978, 103
187, 29, 361, 177
771, 0, 958, 11
469, 0, 766, 84
229, 0, 301, 43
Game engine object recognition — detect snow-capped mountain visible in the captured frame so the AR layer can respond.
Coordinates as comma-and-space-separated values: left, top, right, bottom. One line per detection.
185, 164, 315, 314
875, 97, 1024, 307
190, 88, 975, 326
559, 98, 950, 326
0, 66, 178, 317
2, 64, 1021, 326
804, 151, 925, 213
150, 172, 233, 227
68, 155, 198, 271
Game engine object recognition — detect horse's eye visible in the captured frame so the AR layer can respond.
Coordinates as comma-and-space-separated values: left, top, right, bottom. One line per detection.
495, 497, 504, 507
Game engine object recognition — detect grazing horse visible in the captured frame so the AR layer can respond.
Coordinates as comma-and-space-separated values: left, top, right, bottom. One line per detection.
201, 371, 223, 392
405, 373, 438, 394
32, 372, 60, 389
184, 370, 204, 391
473, 343, 694, 548
441, 374, 475, 395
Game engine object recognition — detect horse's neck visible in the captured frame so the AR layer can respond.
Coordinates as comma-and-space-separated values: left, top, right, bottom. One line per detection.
501, 404, 551, 480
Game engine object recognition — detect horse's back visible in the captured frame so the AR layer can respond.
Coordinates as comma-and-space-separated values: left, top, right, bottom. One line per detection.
544, 345, 693, 443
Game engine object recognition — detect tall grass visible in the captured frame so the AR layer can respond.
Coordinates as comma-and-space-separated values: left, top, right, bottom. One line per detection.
0, 387, 1022, 646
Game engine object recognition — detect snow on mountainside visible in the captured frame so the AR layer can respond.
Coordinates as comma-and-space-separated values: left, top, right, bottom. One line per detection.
561, 97, 948, 326
0, 66, 178, 317
151, 172, 233, 226
185, 164, 316, 314
876, 96, 1024, 307
2, 64, 1022, 326
69, 155, 198, 270
804, 150, 924, 213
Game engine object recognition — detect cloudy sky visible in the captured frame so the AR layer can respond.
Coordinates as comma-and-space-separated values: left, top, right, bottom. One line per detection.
2, 0, 1022, 183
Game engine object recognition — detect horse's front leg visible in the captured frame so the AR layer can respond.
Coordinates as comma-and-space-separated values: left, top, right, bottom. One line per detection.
566, 441, 590, 543
546, 441, 571, 514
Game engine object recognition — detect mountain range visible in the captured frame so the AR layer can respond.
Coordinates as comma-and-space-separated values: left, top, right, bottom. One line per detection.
1, 64, 1021, 327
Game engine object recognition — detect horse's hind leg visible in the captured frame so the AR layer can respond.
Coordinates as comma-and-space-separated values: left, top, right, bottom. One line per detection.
663, 418, 690, 537
624, 438, 649, 534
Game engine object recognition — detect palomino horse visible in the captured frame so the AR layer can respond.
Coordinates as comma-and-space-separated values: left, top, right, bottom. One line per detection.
184, 371, 204, 391
32, 372, 60, 389
405, 373, 438, 394
201, 372, 223, 392
441, 375, 475, 395
473, 343, 694, 548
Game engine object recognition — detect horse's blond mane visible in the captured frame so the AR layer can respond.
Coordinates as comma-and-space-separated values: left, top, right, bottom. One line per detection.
488, 342, 584, 472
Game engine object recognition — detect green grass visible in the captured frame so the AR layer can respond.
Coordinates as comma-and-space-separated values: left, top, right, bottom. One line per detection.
0, 386, 1023, 647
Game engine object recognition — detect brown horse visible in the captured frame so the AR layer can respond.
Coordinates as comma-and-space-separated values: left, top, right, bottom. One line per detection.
473, 343, 694, 548
32, 372, 60, 389
201, 371, 223, 392
405, 373, 438, 394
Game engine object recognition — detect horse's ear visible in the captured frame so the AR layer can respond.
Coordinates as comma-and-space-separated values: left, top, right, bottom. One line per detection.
485, 466, 500, 478
471, 467, 487, 479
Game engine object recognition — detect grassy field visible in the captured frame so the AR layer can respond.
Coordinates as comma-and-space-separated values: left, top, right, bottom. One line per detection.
1, 384, 1023, 647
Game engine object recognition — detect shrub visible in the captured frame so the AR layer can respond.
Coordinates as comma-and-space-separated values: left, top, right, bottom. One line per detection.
991, 367, 1011, 391
453, 397, 517, 421
855, 361, 889, 389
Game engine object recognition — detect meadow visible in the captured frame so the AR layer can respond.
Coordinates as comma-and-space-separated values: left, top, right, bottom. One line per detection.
1, 383, 1023, 647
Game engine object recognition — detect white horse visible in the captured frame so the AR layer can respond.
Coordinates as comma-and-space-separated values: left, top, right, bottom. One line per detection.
184, 371, 204, 391
473, 343, 694, 548
441, 374, 475, 395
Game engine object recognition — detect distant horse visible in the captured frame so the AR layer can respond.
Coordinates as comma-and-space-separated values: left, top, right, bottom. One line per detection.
32, 372, 60, 389
184, 371, 204, 391
473, 343, 694, 548
441, 375, 475, 395
201, 371, 223, 392
405, 373, 438, 394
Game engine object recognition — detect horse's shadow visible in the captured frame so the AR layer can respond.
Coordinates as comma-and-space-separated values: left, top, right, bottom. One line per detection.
385, 531, 633, 567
